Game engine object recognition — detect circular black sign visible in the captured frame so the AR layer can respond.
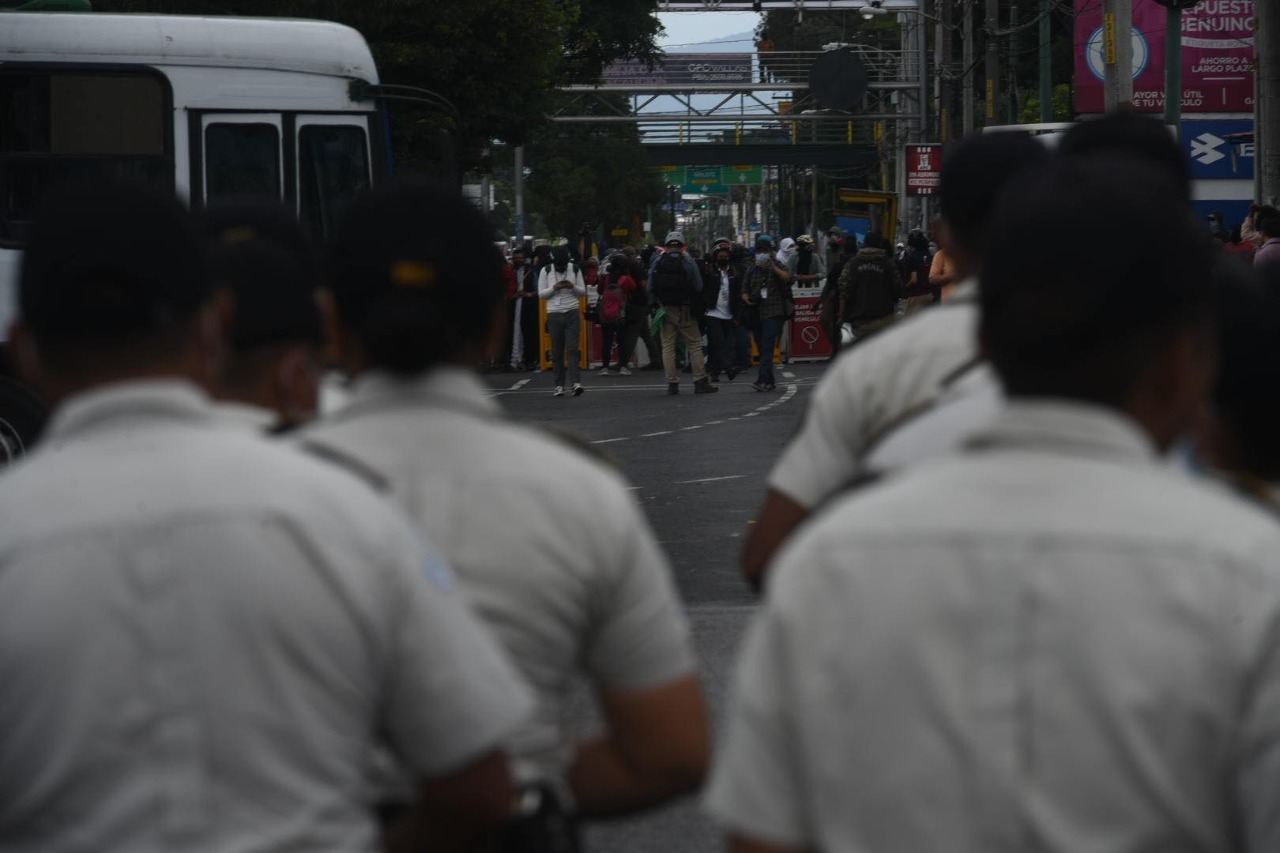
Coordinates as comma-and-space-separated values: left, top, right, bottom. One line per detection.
1151, 0, 1202, 9
808, 49, 870, 111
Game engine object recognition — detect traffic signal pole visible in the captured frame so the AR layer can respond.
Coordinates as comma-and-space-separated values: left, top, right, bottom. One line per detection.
1260, 0, 1280, 205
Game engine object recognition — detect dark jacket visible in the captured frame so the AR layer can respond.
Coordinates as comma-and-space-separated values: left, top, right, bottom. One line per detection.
702, 263, 746, 322
839, 247, 902, 325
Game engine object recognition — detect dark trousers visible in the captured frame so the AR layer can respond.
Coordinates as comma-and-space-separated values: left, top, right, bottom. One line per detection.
705, 316, 738, 377
601, 322, 624, 369
753, 316, 784, 385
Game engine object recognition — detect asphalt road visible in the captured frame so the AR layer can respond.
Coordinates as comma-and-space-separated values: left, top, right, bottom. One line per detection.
483, 357, 828, 852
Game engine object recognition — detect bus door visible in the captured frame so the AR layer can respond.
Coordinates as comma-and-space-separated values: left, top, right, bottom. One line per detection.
293, 115, 372, 243
196, 113, 284, 204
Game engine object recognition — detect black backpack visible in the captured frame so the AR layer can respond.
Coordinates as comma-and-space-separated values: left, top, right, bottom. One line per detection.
652, 252, 691, 306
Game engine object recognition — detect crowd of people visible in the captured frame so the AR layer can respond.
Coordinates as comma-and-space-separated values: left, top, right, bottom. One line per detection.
5, 108, 1280, 853
493, 217, 956, 396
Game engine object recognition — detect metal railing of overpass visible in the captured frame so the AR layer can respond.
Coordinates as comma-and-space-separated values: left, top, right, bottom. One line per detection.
656, 1, 922, 10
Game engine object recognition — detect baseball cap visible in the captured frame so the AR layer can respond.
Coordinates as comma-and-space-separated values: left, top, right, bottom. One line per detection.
755, 234, 775, 250
19, 180, 209, 341
796, 234, 815, 247
664, 230, 685, 246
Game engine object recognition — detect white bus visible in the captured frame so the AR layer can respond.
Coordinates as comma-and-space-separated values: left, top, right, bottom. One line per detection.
0, 11, 400, 337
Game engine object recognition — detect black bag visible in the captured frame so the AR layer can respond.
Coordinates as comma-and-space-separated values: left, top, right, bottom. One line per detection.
652, 252, 691, 306
491, 784, 581, 853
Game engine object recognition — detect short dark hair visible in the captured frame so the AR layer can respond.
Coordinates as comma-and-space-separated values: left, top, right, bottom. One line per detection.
980, 155, 1215, 407
1215, 260, 1280, 478
937, 131, 1050, 258
20, 180, 208, 348
1057, 111, 1191, 204
1259, 212, 1280, 239
327, 179, 504, 376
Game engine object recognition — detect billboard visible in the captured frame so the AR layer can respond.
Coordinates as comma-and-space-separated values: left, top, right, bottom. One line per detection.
905, 144, 943, 196
603, 53, 753, 86
1074, 0, 1255, 114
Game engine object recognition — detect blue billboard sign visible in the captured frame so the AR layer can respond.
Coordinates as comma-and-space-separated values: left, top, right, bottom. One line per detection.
1181, 119, 1254, 180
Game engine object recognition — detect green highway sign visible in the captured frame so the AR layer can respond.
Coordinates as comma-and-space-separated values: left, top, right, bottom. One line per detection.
722, 165, 762, 185
681, 166, 724, 194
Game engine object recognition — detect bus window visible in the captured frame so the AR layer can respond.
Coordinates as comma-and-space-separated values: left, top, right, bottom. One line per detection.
204, 122, 281, 200
298, 122, 369, 242
0, 70, 170, 247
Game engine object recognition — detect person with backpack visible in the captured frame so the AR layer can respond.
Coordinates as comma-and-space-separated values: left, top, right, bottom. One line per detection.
597, 254, 636, 375
838, 231, 903, 345
538, 245, 586, 397
647, 231, 717, 395
740, 234, 793, 392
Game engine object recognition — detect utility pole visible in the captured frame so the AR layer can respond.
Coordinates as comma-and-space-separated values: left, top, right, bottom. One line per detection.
1163, 5, 1183, 130
1259, 0, 1280, 205
1008, 5, 1019, 123
963, 0, 975, 133
938, 0, 954, 140
513, 145, 525, 247
1101, 0, 1134, 110
984, 0, 999, 125
1039, 0, 1052, 122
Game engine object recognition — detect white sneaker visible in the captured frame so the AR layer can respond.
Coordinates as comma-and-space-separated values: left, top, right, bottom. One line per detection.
554, 386, 565, 397
599, 368, 612, 376
572, 384, 585, 396
618, 366, 632, 376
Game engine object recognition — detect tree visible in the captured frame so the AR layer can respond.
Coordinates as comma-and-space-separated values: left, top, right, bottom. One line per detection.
523, 96, 667, 248
91, 0, 663, 169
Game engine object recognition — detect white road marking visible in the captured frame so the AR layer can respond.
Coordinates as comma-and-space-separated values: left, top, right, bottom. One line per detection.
782, 371, 796, 379
675, 475, 746, 485
509, 378, 531, 390
582, 380, 804, 444
641, 430, 674, 437
593, 437, 627, 444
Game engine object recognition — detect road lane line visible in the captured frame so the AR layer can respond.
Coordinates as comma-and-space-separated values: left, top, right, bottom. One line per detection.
675, 475, 746, 485
509, 378, 530, 390
591, 437, 628, 444
641, 430, 674, 437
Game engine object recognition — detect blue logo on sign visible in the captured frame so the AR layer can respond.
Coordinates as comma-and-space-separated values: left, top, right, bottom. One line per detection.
1181, 119, 1254, 180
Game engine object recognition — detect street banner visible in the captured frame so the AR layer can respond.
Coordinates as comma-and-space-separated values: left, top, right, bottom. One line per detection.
905, 143, 943, 196
788, 295, 833, 362
1074, 0, 1255, 114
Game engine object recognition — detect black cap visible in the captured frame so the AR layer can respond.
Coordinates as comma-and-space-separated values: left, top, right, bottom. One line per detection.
202, 196, 323, 351
19, 180, 209, 340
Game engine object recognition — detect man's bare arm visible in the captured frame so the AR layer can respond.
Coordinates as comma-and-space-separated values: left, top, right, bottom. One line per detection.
741, 489, 809, 593
569, 674, 709, 818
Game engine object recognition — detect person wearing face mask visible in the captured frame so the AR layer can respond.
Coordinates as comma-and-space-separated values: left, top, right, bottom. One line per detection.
740, 235, 793, 392
648, 231, 717, 395
703, 243, 744, 383
538, 245, 587, 397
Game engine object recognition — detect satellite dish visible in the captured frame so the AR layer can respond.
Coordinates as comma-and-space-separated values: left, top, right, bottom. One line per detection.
808, 48, 870, 111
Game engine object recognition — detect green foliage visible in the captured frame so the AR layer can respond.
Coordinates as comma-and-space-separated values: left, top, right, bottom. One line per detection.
1018, 83, 1074, 124
522, 96, 666, 244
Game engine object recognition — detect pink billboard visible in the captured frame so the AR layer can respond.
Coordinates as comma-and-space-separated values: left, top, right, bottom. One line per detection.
1074, 0, 1255, 114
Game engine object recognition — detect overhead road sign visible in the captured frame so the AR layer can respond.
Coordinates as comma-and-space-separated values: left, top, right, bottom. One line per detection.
682, 166, 729, 194
603, 54, 752, 87
723, 165, 763, 184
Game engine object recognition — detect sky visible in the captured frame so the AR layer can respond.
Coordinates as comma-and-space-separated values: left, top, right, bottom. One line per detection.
656, 11, 760, 50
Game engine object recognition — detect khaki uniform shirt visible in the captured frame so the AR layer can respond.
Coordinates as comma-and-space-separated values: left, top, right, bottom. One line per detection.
298, 367, 697, 789
0, 381, 532, 852
709, 402, 1280, 851
768, 278, 979, 509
